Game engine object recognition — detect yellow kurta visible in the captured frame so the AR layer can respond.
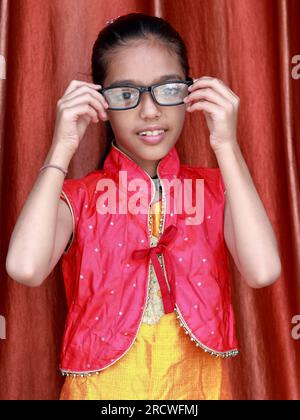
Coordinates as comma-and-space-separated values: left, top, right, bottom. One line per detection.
59, 198, 232, 400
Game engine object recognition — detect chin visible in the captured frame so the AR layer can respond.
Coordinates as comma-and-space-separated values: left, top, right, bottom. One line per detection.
137, 140, 174, 159
116, 133, 176, 162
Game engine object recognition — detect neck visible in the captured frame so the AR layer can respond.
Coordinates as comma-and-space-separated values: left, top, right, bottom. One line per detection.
112, 139, 159, 178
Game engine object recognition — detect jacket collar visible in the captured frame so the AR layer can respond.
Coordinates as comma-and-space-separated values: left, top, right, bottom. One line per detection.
103, 140, 181, 203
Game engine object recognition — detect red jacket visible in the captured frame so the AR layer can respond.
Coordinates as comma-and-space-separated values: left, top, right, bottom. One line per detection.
59, 141, 239, 377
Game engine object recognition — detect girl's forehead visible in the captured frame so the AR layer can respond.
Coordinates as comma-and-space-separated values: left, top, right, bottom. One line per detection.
106, 42, 184, 84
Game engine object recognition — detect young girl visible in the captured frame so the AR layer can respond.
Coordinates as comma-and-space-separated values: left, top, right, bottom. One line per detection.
6, 13, 281, 400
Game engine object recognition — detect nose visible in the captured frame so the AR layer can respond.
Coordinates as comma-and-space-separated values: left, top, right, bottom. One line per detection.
139, 91, 161, 119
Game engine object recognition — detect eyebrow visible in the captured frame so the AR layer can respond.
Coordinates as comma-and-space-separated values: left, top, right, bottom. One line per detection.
109, 74, 184, 87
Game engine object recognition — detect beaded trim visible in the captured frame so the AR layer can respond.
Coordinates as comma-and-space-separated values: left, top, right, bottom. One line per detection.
173, 305, 239, 358
60, 306, 238, 377
60, 190, 75, 253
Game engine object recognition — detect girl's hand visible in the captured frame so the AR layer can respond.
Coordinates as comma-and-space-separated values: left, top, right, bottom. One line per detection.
52, 80, 109, 153
184, 76, 240, 152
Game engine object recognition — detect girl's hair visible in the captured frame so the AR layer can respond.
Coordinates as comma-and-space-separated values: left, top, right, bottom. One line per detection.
90, 13, 191, 169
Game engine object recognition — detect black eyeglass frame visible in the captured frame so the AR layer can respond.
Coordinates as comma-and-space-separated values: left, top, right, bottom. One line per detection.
98, 76, 194, 110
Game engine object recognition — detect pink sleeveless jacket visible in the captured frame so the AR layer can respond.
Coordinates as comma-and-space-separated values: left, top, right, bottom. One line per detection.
59, 141, 239, 377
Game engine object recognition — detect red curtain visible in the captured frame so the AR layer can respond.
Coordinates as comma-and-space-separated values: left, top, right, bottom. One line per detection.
0, 0, 299, 400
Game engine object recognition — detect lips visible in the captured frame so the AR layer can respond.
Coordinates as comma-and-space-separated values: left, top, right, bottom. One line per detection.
137, 130, 167, 145
136, 125, 168, 135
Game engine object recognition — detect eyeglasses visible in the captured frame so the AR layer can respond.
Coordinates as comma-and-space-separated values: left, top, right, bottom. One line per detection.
99, 77, 194, 110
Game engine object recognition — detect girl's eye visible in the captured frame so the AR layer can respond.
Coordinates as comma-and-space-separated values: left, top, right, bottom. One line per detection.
122, 92, 132, 100
116, 91, 133, 100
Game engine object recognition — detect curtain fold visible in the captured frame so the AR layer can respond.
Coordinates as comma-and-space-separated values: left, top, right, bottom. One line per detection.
0, 0, 299, 400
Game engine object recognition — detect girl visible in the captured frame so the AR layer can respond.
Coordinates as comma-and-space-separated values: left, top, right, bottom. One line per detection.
6, 13, 281, 400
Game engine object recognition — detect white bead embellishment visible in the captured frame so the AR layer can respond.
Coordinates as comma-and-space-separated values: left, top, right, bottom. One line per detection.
88, 225, 93, 229
173, 306, 239, 359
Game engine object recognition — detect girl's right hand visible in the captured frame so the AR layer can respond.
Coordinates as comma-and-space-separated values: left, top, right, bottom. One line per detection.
52, 80, 109, 152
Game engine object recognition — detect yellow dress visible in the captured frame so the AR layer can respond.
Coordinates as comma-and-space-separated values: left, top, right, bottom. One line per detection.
59, 198, 232, 400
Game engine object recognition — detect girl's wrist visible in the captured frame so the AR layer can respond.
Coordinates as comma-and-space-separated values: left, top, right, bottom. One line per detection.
43, 142, 74, 169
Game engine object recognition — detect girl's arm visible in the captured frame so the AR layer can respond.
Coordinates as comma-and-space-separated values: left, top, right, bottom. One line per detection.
216, 141, 281, 288
6, 80, 108, 287
185, 76, 281, 288
5, 143, 74, 287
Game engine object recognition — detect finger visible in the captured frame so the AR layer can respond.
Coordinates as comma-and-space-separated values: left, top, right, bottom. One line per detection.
62, 102, 100, 123
186, 99, 221, 114
60, 93, 108, 119
63, 80, 101, 97
184, 87, 229, 108
189, 77, 239, 102
62, 85, 109, 110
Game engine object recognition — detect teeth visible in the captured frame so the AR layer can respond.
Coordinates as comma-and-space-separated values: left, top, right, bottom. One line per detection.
138, 130, 165, 136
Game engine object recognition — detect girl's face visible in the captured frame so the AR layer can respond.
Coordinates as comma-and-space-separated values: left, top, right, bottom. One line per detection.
102, 39, 188, 177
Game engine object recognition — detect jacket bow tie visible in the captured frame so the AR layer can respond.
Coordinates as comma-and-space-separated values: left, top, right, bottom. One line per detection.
132, 224, 178, 314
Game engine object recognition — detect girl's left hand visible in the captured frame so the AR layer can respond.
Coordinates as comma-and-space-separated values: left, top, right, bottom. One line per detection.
184, 76, 240, 152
